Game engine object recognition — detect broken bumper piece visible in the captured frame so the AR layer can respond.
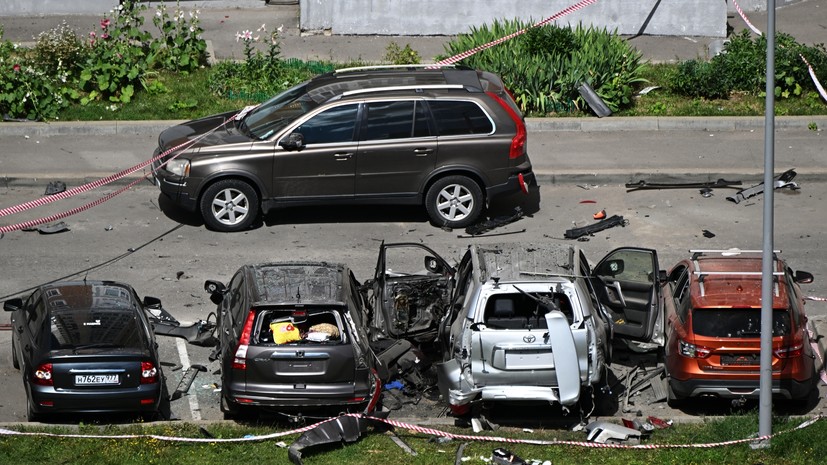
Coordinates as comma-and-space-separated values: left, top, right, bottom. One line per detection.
288, 413, 388, 465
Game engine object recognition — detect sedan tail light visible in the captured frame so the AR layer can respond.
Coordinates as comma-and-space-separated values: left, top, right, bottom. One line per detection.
487, 92, 527, 160
678, 339, 713, 359
141, 361, 159, 384
33, 363, 53, 386
233, 309, 257, 370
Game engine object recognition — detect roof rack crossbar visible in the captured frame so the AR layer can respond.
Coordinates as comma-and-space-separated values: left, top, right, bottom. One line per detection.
690, 249, 781, 260
340, 84, 465, 97
334, 64, 456, 73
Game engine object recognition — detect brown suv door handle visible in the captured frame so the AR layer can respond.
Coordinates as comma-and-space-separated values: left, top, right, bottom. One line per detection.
334, 152, 353, 160
413, 148, 433, 156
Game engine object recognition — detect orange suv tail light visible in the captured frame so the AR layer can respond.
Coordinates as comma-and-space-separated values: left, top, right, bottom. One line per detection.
774, 344, 803, 359
233, 309, 257, 370
678, 339, 713, 359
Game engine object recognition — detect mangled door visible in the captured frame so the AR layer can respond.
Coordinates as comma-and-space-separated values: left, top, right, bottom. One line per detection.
592, 247, 661, 343
369, 242, 454, 342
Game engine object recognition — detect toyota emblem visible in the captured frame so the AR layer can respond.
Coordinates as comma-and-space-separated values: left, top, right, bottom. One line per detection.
523, 335, 536, 343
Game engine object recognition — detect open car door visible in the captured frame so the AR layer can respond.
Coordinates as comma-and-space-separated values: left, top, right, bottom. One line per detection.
592, 247, 662, 344
368, 242, 455, 343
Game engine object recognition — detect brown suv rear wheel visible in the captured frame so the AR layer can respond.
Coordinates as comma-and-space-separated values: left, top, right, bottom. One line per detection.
425, 175, 483, 228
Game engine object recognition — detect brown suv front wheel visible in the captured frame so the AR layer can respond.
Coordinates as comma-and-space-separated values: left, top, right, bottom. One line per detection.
200, 179, 260, 232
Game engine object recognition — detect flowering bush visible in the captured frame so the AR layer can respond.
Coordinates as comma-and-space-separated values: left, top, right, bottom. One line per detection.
0, 26, 70, 120
151, 1, 207, 73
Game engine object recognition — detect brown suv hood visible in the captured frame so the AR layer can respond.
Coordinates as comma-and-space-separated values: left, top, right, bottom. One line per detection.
158, 111, 252, 152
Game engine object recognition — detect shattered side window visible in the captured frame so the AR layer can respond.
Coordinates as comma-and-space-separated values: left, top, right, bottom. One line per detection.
691, 308, 791, 338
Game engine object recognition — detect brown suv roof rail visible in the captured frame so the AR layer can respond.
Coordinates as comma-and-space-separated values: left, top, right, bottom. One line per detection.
340, 84, 467, 97
334, 64, 457, 73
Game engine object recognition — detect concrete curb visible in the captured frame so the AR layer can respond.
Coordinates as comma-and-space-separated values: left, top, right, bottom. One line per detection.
1, 116, 826, 137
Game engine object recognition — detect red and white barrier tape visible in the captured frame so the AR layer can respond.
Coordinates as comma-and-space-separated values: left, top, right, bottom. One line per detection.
0, 111, 251, 233
801, 54, 827, 102
436, 0, 599, 65
731, 0, 762, 35
0, 413, 820, 448
806, 296, 827, 302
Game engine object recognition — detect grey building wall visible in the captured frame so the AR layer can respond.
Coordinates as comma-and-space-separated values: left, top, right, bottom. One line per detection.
0, 0, 118, 16
301, 0, 729, 37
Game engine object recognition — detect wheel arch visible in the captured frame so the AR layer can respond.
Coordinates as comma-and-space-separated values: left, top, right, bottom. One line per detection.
195, 171, 267, 207
421, 167, 488, 206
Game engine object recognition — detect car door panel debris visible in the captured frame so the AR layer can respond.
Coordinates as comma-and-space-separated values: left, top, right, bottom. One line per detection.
585, 420, 643, 444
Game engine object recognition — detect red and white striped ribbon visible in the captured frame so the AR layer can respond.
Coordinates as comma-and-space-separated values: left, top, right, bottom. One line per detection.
731, 0, 762, 35
436, 0, 599, 65
800, 54, 827, 102
0, 413, 820, 448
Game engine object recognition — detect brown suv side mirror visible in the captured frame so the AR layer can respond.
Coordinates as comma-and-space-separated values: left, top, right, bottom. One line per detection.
794, 270, 814, 284
279, 132, 304, 151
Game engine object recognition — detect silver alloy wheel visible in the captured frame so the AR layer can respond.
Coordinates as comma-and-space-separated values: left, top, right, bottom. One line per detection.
211, 187, 250, 226
435, 183, 475, 222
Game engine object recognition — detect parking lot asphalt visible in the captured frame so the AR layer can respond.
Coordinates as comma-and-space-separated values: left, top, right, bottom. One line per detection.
0, 1, 825, 186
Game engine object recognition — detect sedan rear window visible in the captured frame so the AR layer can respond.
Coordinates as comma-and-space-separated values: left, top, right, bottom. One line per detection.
255, 309, 346, 344
49, 308, 145, 350
691, 308, 791, 338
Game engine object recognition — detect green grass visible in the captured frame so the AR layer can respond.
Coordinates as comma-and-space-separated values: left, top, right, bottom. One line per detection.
1, 414, 824, 465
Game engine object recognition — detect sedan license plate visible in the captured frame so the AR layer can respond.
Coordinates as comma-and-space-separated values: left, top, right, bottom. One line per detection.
75, 374, 120, 385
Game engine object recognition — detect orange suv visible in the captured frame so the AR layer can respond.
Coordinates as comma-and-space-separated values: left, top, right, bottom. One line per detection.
663, 249, 818, 405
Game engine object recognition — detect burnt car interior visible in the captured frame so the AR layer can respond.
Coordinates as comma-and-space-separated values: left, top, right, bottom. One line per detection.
256, 309, 346, 345
483, 292, 574, 330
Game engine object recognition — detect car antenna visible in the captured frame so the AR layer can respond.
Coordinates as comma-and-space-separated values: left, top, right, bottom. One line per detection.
295, 286, 301, 303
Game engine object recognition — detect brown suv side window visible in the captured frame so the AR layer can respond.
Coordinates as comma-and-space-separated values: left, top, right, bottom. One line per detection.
361, 100, 430, 140
295, 104, 359, 145
428, 100, 493, 136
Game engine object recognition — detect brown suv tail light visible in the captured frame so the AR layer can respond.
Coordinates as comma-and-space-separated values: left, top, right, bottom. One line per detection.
678, 339, 712, 359
774, 344, 803, 359
233, 309, 257, 370
487, 92, 526, 160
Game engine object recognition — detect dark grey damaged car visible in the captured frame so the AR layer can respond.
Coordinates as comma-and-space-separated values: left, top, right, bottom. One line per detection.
204, 262, 379, 418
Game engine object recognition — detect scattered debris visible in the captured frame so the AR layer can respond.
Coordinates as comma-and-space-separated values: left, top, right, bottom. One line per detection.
388, 430, 418, 456
638, 85, 660, 95
593, 209, 606, 220
287, 414, 382, 465
702, 229, 716, 238
577, 82, 612, 118
564, 215, 627, 239
455, 442, 470, 465
169, 364, 207, 401
492, 447, 528, 465
44, 181, 66, 195
146, 304, 217, 346
463, 207, 524, 236
585, 420, 642, 444
700, 187, 713, 198
625, 178, 742, 192
727, 168, 799, 204
36, 221, 70, 234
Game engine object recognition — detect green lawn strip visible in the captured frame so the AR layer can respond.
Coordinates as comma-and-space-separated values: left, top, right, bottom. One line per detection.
1, 415, 824, 465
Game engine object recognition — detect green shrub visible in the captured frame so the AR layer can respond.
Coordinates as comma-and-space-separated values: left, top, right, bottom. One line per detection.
670, 59, 731, 99
670, 30, 827, 100
442, 20, 645, 115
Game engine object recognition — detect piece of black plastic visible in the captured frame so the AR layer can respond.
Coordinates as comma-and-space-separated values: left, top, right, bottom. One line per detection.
464, 207, 524, 236
625, 178, 742, 191
169, 364, 207, 401
288, 414, 389, 465
564, 215, 627, 239
577, 82, 612, 118
44, 181, 66, 195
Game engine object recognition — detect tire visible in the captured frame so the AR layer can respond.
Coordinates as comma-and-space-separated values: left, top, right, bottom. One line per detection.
425, 175, 484, 228
11, 337, 19, 370
200, 179, 260, 232
26, 399, 41, 422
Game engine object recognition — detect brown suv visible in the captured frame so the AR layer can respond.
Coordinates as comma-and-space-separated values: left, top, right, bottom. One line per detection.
152, 66, 535, 232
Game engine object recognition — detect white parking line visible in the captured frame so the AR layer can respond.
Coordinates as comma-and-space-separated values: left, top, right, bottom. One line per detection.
175, 338, 202, 421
